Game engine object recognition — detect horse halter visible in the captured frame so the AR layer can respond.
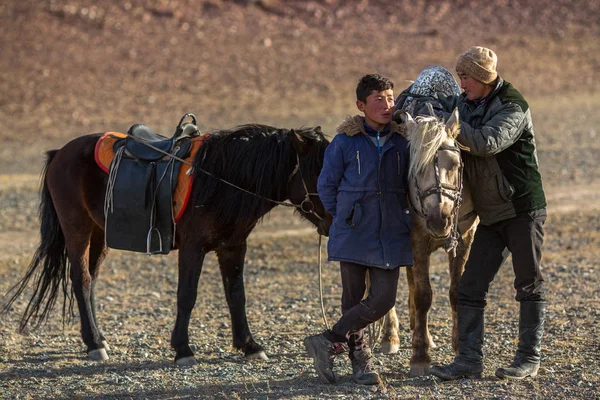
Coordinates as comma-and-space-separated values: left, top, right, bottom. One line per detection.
288, 153, 325, 221
410, 143, 464, 254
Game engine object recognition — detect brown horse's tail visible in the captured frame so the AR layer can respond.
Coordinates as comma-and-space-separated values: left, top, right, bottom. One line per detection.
1, 150, 73, 331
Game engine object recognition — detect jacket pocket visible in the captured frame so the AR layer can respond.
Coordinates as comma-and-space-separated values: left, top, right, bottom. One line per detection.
345, 202, 363, 228
496, 174, 515, 202
396, 207, 412, 234
385, 193, 411, 234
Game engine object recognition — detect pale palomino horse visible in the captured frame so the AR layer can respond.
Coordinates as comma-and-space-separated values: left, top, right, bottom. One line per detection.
379, 109, 478, 376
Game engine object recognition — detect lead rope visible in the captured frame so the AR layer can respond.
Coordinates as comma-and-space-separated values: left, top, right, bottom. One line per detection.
444, 161, 464, 257
317, 234, 330, 330
365, 270, 383, 348
316, 250, 382, 345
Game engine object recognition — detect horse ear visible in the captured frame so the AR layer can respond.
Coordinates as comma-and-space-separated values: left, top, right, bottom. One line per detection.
290, 129, 311, 155
292, 129, 306, 143
397, 110, 417, 133
445, 108, 460, 139
314, 126, 322, 135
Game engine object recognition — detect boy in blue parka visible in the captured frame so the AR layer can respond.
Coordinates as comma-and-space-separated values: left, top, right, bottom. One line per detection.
304, 74, 413, 385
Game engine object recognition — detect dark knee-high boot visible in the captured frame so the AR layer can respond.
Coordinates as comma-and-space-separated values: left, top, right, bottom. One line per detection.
496, 301, 546, 379
430, 305, 485, 380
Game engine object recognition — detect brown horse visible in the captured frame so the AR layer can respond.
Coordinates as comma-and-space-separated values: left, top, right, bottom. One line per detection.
2, 124, 331, 365
379, 110, 478, 376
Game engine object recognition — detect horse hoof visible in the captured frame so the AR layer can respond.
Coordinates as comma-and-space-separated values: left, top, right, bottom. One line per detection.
102, 340, 111, 352
409, 364, 430, 377
175, 356, 198, 366
88, 348, 109, 361
246, 351, 268, 361
379, 341, 400, 354
429, 340, 437, 349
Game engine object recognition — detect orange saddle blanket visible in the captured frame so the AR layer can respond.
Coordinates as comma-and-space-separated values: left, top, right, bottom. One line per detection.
94, 132, 209, 222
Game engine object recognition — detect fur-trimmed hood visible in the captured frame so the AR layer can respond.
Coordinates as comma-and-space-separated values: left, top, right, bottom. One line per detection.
336, 115, 407, 137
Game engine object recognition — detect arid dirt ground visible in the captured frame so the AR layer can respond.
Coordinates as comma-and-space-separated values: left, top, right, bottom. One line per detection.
1, 1, 599, 399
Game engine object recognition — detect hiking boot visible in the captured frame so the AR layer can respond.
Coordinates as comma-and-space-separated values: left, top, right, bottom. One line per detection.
350, 348, 380, 385
496, 301, 546, 380
431, 305, 485, 381
304, 333, 340, 384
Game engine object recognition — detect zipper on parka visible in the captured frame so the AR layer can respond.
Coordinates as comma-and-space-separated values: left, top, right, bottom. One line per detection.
356, 150, 361, 175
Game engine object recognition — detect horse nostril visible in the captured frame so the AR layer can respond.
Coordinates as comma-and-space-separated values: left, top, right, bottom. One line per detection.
427, 217, 451, 236
318, 223, 330, 237
317, 214, 333, 237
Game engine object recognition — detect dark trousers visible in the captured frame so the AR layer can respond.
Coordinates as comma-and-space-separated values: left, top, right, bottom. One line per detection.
329, 261, 400, 347
458, 209, 547, 308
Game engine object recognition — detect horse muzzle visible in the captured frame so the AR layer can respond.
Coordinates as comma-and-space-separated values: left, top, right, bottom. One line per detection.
317, 213, 332, 237
425, 218, 452, 239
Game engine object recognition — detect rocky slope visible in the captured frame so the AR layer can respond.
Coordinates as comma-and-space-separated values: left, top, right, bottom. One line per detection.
0, 0, 598, 173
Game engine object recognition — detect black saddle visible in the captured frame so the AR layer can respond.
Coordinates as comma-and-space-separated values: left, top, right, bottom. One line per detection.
121, 113, 200, 161
105, 113, 199, 254
124, 124, 174, 160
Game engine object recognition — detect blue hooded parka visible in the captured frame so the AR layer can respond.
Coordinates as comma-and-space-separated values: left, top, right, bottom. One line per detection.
317, 116, 413, 269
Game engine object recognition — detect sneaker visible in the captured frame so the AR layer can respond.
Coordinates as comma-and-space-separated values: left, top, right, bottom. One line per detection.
350, 348, 380, 385
304, 334, 339, 384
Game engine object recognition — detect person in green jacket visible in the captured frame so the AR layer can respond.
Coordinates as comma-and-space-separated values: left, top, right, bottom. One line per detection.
425, 47, 548, 381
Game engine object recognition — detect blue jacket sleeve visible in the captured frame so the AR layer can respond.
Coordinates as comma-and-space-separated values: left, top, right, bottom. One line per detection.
317, 136, 345, 217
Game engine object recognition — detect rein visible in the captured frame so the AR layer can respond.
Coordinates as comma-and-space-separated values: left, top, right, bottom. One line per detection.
409, 143, 464, 256
123, 134, 325, 221
317, 234, 330, 330
127, 133, 333, 329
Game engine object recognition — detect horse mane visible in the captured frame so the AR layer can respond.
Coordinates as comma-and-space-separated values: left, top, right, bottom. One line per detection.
191, 124, 326, 229
407, 116, 448, 178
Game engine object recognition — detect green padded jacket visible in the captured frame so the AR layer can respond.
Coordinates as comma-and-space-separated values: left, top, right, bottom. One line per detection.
439, 78, 546, 225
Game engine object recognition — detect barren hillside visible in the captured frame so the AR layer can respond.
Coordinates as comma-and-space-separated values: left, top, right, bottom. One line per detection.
1, 0, 598, 173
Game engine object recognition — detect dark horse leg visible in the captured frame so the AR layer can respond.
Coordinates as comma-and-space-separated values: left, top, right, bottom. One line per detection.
407, 237, 435, 377
171, 240, 206, 366
216, 243, 266, 360
67, 224, 108, 360
46, 151, 109, 360
89, 226, 110, 352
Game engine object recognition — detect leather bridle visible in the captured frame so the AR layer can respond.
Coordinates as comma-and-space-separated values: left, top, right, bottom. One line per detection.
409, 143, 464, 254
287, 153, 325, 221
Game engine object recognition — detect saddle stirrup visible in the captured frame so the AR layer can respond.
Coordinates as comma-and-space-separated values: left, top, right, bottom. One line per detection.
146, 227, 163, 255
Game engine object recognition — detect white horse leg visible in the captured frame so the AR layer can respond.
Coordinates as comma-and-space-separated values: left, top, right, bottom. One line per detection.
409, 246, 434, 377
380, 307, 400, 354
